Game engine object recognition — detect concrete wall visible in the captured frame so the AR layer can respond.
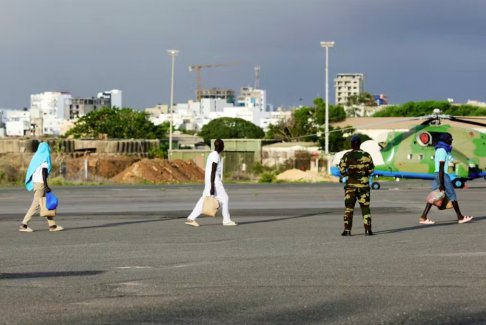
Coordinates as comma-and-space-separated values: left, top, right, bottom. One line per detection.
0, 139, 160, 154
169, 150, 210, 170
169, 149, 257, 175
210, 139, 262, 161
0, 139, 38, 153
170, 139, 263, 174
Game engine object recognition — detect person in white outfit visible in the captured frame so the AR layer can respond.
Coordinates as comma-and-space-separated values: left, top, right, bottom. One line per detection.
185, 139, 237, 227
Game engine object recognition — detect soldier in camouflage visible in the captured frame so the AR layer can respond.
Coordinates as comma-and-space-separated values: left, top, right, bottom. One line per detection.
338, 135, 375, 236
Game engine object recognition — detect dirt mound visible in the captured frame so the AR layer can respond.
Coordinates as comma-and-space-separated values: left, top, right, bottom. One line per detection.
63, 155, 139, 180
111, 159, 204, 184
276, 169, 326, 182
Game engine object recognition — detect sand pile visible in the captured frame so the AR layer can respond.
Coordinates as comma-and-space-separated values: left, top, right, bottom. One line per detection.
276, 169, 326, 183
111, 158, 204, 184
63, 155, 138, 179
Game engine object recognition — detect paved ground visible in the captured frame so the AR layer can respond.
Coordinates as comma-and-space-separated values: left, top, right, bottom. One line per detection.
1, 180, 485, 324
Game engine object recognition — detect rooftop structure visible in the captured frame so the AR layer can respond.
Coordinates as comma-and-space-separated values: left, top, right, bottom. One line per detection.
97, 89, 122, 108
198, 88, 235, 104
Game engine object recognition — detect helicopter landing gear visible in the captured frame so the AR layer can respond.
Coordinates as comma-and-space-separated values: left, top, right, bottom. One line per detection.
371, 182, 381, 190
452, 178, 465, 189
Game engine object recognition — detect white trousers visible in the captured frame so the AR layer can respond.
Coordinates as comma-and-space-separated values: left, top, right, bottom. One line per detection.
188, 182, 231, 223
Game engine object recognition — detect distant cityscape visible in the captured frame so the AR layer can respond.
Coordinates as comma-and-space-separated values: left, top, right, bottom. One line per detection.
0, 72, 483, 138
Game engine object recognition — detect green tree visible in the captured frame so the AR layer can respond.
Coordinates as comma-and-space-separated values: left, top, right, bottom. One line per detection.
313, 98, 347, 123
265, 120, 295, 141
318, 127, 371, 152
346, 92, 377, 107
265, 98, 346, 142
199, 117, 265, 145
345, 92, 377, 117
373, 100, 486, 117
65, 107, 168, 139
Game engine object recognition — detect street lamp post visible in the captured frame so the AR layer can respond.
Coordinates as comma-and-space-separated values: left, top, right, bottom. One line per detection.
167, 49, 179, 152
320, 41, 334, 155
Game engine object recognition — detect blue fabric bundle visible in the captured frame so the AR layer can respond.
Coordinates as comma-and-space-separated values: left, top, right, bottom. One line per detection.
46, 191, 59, 210
435, 134, 453, 153
435, 141, 452, 153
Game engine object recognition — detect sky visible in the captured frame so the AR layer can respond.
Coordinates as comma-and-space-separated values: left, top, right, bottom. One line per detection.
1, 0, 486, 110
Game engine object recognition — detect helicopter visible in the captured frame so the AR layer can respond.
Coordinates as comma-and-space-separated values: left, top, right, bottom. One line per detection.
330, 109, 486, 189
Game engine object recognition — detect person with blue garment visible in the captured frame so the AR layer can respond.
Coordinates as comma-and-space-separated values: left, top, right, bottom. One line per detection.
419, 134, 473, 225
19, 142, 64, 232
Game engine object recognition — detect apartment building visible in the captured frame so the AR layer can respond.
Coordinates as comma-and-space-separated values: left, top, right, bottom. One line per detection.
97, 89, 122, 108
334, 73, 364, 106
30, 91, 73, 135
66, 89, 122, 120
236, 87, 266, 112
198, 88, 235, 104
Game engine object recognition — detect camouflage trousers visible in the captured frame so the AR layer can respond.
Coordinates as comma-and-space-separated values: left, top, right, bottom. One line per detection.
343, 187, 372, 230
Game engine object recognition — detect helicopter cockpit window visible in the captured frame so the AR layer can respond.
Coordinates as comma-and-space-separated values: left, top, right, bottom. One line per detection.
430, 132, 452, 146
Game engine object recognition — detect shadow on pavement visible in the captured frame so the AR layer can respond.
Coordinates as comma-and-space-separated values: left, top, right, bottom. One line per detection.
65, 217, 178, 231
376, 215, 484, 235
238, 212, 330, 225
0, 270, 104, 279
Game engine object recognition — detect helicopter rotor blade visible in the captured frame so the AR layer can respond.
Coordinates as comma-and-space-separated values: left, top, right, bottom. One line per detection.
329, 116, 431, 133
294, 113, 484, 142
420, 118, 436, 125
449, 116, 486, 127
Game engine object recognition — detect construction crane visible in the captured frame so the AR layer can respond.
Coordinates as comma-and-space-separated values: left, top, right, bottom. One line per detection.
188, 62, 239, 101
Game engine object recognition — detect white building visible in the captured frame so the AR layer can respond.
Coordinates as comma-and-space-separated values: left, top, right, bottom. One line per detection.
334, 73, 364, 106
31, 91, 72, 120
146, 87, 280, 132
236, 87, 266, 112
260, 111, 292, 131
466, 99, 486, 107
145, 104, 169, 117
5, 110, 31, 137
30, 91, 73, 135
66, 89, 121, 121
97, 89, 122, 108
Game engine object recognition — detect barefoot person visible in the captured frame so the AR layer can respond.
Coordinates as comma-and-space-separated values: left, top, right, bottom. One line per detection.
185, 139, 237, 227
19, 142, 63, 232
419, 134, 473, 225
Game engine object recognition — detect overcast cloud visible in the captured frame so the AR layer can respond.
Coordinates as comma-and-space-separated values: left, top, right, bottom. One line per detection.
1, 0, 486, 109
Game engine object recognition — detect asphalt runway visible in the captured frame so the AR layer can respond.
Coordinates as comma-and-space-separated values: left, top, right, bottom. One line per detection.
1, 180, 485, 324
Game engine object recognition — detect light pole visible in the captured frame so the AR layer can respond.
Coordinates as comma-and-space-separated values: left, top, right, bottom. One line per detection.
320, 41, 334, 155
167, 49, 179, 152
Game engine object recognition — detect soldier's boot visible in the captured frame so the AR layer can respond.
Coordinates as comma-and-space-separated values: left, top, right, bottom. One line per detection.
342, 214, 352, 236
341, 230, 351, 236
341, 224, 352, 236
364, 224, 373, 236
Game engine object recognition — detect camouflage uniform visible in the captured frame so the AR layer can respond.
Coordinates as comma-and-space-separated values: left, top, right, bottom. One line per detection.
338, 149, 375, 231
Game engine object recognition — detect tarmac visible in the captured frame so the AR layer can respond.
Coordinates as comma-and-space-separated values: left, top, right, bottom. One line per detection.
1, 180, 485, 324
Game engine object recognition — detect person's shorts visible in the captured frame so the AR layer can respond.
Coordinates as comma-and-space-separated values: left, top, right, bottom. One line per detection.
431, 173, 457, 201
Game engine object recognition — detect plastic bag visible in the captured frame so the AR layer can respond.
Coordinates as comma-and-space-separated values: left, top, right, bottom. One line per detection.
46, 191, 59, 210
